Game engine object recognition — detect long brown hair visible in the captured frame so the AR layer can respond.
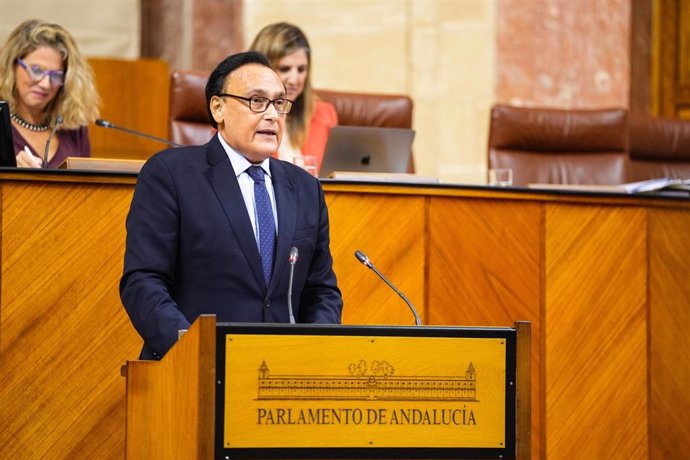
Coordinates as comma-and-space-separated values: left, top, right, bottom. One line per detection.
250, 22, 313, 150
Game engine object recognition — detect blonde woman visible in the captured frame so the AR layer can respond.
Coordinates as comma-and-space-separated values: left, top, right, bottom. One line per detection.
250, 22, 337, 174
0, 19, 99, 168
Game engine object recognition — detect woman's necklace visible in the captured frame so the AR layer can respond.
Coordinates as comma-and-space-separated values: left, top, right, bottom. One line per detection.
10, 112, 50, 132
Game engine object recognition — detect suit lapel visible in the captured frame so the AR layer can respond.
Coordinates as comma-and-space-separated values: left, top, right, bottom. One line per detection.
268, 159, 297, 295
206, 138, 266, 289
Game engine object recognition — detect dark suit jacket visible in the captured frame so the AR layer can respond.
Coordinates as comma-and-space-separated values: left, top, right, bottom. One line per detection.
120, 136, 342, 359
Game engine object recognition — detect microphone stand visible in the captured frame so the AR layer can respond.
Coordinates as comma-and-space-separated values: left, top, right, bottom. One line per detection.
287, 247, 299, 324
355, 250, 422, 326
95, 119, 183, 147
43, 116, 63, 168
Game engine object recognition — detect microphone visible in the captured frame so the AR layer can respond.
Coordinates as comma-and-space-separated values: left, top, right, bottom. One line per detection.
95, 119, 183, 147
354, 250, 422, 326
287, 246, 299, 324
43, 115, 63, 168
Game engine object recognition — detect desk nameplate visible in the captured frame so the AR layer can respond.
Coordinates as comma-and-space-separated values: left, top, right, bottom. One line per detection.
215, 324, 516, 459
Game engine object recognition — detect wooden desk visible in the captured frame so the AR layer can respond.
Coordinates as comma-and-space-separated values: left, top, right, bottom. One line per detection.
326, 181, 689, 460
1, 170, 688, 459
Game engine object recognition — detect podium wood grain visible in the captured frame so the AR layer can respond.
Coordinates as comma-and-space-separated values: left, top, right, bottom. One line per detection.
125, 315, 215, 459
2, 174, 689, 459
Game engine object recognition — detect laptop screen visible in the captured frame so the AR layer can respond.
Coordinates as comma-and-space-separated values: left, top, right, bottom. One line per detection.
0, 101, 18, 167
319, 126, 415, 178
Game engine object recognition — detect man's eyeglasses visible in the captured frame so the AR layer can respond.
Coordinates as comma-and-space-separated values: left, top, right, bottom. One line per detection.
16, 58, 65, 86
218, 93, 293, 115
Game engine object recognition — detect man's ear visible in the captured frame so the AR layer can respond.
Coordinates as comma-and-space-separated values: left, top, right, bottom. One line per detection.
210, 96, 224, 123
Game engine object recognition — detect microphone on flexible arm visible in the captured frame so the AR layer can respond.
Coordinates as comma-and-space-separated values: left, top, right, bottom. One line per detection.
354, 250, 422, 326
43, 115, 63, 168
95, 119, 183, 147
287, 246, 299, 324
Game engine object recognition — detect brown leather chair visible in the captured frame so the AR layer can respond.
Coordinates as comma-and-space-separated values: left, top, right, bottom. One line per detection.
315, 89, 412, 129
488, 104, 630, 186
169, 70, 216, 146
316, 89, 414, 172
169, 69, 414, 144
628, 113, 690, 181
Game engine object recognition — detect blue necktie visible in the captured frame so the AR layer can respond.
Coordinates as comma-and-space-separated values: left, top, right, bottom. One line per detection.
246, 166, 276, 285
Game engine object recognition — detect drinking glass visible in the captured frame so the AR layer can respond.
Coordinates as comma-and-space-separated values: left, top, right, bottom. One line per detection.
488, 168, 513, 187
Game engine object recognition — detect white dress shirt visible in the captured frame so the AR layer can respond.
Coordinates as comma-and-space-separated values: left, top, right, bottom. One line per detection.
217, 133, 279, 242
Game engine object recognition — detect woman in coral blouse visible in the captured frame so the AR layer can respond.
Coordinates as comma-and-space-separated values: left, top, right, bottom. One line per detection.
250, 22, 337, 175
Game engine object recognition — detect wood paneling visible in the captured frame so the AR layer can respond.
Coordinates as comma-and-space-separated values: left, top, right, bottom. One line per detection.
427, 197, 543, 458
327, 192, 426, 326
427, 198, 542, 326
0, 177, 141, 459
648, 208, 690, 458
2, 175, 690, 459
88, 58, 170, 160
545, 204, 648, 458
652, 0, 690, 117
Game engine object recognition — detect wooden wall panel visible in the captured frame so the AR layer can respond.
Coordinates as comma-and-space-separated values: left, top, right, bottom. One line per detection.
88, 58, 170, 160
427, 198, 542, 326
652, 0, 690, 117
648, 208, 690, 459
0, 180, 140, 459
427, 197, 542, 459
545, 204, 648, 459
326, 192, 426, 326
2, 177, 689, 459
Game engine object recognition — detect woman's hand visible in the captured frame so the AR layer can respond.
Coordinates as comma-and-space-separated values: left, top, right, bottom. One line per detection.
16, 146, 43, 168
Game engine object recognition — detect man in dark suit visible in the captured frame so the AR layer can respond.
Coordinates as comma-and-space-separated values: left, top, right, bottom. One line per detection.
120, 51, 342, 360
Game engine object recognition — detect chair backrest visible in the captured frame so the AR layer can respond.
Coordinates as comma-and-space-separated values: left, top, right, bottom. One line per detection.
628, 113, 690, 181
168, 70, 414, 146
169, 70, 215, 146
488, 104, 630, 186
315, 89, 414, 172
314, 89, 413, 128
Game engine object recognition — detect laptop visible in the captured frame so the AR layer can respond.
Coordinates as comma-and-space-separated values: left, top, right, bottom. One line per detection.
319, 126, 415, 178
0, 101, 17, 167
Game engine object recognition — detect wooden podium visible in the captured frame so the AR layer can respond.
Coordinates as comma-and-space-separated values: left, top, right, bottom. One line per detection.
125, 316, 530, 459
